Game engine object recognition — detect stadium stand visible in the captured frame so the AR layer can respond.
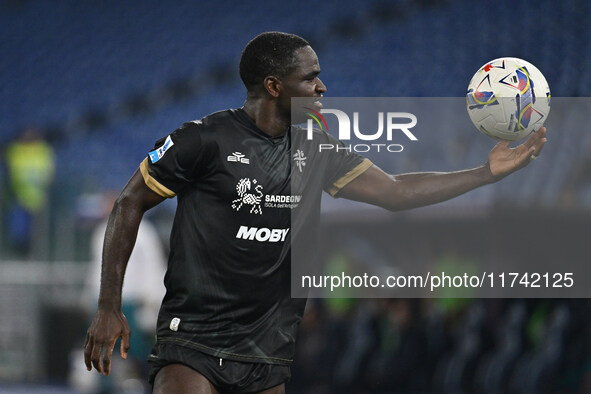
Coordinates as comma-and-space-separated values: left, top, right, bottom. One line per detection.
2, 0, 591, 392
3, 0, 590, 205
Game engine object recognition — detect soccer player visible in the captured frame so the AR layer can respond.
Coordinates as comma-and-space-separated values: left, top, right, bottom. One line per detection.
84, 32, 546, 394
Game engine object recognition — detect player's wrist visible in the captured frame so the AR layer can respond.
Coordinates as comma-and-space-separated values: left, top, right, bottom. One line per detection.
482, 162, 498, 184
97, 296, 122, 311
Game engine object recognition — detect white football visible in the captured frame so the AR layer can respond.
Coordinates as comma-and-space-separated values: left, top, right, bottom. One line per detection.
466, 57, 551, 141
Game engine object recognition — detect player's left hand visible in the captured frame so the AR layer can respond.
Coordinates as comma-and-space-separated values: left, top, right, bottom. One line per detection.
487, 126, 547, 180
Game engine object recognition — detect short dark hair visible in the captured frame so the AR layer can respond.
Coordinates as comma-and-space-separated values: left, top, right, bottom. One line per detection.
239, 32, 310, 90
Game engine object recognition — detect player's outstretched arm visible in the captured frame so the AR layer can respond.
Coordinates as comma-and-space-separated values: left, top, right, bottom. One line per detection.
84, 170, 165, 376
339, 127, 547, 211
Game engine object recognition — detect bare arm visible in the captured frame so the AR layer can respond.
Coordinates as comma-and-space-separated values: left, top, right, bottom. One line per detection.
84, 170, 165, 375
339, 127, 547, 211
339, 163, 495, 211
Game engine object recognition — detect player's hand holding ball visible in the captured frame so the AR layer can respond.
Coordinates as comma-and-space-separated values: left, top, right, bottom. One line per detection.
486, 126, 546, 180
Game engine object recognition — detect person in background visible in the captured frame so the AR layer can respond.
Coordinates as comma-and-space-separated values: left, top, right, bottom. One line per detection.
3, 127, 55, 257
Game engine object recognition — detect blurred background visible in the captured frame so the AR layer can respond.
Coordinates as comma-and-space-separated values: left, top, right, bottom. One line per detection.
1, 0, 591, 392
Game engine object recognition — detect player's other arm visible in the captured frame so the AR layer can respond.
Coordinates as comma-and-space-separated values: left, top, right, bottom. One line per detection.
84, 170, 165, 375
339, 127, 547, 211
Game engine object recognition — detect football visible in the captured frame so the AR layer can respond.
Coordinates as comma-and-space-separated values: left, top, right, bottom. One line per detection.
466, 57, 551, 141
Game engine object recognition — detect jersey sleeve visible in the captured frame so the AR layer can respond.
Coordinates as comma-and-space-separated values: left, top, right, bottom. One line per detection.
322, 133, 373, 197
139, 122, 209, 197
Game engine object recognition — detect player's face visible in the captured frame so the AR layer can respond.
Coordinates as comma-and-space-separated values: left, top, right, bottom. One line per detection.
278, 45, 326, 121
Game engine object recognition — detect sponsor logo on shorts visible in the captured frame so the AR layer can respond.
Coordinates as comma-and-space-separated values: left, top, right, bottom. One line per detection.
235, 226, 290, 242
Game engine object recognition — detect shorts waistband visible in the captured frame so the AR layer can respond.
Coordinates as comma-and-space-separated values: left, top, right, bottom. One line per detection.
157, 336, 293, 366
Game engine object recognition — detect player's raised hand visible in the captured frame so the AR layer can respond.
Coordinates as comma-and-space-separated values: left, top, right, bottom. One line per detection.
487, 126, 547, 180
84, 308, 131, 375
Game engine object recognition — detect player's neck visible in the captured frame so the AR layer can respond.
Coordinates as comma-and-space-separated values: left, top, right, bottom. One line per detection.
243, 99, 289, 138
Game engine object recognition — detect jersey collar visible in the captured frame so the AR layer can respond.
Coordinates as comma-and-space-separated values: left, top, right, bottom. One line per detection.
234, 108, 290, 144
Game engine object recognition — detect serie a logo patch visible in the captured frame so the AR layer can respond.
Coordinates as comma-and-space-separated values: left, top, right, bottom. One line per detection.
149, 135, 174, 163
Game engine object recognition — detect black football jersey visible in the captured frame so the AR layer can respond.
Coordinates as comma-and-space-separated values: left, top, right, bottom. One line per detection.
140, 108, 371, 364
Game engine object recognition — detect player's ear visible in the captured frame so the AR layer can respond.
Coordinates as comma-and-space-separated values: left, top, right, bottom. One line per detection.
264, 76, 282, 98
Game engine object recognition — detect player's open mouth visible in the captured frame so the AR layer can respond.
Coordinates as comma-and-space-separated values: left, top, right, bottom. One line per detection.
313, 98, 323, 109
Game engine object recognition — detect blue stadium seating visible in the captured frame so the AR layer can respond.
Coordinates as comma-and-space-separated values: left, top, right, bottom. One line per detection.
2, 0, 590, 205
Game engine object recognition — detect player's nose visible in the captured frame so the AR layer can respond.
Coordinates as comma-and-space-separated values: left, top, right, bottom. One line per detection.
316, 78, 327, 94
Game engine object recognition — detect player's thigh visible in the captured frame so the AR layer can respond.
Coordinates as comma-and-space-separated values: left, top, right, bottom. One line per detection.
153, 363, 219, 394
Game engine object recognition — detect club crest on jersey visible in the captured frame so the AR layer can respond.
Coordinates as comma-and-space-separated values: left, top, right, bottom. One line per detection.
231, 178, 263, 215
149, 135, 174, 163
293, 149, 306, 173
227, 151, 250, 164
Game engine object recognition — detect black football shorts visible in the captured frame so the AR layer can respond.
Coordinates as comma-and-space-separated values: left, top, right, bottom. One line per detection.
148, 341, 291, 393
